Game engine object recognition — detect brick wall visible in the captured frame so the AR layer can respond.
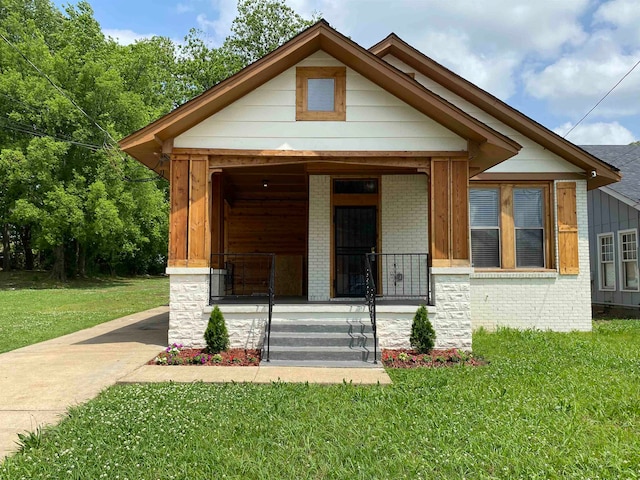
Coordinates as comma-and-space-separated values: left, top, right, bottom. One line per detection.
308, 175, 331, 301
470, 180, 592, 331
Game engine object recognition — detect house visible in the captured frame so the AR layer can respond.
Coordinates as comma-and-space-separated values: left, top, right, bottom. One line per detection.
582, 145, 640, 315
119, 21, 620, 363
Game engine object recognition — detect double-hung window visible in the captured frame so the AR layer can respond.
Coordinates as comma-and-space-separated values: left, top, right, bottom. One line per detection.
470, 188, 500, 268
618, 229, 639, 291
598, 233, 615, 290
469, 184, 551, 270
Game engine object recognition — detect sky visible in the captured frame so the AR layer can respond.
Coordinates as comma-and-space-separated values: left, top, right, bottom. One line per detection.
56, 0, 640, 145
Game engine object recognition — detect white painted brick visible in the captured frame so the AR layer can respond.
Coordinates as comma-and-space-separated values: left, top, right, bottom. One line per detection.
470, 180, 592, 332
308, 175, 331, 301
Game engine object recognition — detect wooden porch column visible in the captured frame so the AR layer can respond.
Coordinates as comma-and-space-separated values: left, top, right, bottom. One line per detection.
210, 170, 224, 268
168, 153, 211, 267
430, 157, 470, 267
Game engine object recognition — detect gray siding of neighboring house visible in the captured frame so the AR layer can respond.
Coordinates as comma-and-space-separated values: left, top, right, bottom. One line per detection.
588, 188, 640, 308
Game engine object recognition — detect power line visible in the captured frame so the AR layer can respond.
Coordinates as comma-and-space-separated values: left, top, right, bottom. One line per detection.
0, 118, 102, 151
564, 58, 640, 139
0, 31, 164, 183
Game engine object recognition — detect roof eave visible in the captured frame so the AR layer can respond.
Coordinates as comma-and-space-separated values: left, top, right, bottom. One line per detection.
370, 35, 621, 190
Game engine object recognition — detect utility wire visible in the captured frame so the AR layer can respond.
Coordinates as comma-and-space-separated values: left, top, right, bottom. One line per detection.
0, 32, 164, 183
563, 58, 640, 139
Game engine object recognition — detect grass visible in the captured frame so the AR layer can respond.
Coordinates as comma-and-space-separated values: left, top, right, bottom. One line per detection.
0, 271, 168, 353
2, 320, 639, 479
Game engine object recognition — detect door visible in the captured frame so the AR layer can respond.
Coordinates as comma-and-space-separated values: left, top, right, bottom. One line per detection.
334, 206, 377, 297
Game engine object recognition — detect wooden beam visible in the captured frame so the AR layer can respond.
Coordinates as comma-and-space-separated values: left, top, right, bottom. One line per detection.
211, 172, 223, 268
175, 148, 465, 158
472, 172, 585, 182
451, 159, 469, 261
209, 156, 432, 170
430, 159, 450, 261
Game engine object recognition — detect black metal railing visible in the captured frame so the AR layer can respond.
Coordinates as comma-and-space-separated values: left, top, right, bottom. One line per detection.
364, 254, 378, 364
368, 253, 431, 302
365, 253, 431, 364
209, 253, 276, 362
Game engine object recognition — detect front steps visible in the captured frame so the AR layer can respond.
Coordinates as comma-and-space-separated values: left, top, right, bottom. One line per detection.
262, 317, 380, 367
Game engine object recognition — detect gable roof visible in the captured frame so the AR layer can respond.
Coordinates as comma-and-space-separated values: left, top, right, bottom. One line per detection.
120, 20, 521, 177
370, 33, 622, 190
581, 145, 640, 208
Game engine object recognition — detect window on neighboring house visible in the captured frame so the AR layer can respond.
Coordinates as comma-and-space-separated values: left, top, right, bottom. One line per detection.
470, 184, 552, 270
296, 67, 346, 121
598, 233, 616, 290
619, 229, 639, 291
470, 188, 500, 268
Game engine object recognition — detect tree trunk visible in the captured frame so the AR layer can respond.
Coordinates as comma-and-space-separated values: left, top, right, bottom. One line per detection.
20, 226, 34, 271
1, 223, 10, 271
77, 242, 86, 278
51, 244, 66, 282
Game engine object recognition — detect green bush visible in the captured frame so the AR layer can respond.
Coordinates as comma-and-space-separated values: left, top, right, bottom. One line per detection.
410, 305, 436, 354
204, 306, 229, 354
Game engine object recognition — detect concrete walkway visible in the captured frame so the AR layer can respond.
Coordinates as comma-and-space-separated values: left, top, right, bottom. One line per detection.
0, 306, 169, 459
0, 307, 391, 460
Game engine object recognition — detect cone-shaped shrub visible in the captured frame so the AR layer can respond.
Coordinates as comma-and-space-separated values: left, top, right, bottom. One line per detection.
204, 306, 229, 354
410, 305, 436, 354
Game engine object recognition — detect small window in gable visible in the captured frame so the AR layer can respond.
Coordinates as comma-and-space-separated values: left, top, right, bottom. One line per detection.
296, 67, 346, 121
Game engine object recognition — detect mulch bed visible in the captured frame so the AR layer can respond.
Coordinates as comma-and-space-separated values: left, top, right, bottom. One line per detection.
149, 348, 261, 366
382, 348, 484, 368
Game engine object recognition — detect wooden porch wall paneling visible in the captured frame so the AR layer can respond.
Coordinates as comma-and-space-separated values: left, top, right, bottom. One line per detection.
557, 182, 579, 274
226, 198, 307, 294
187, 155, 210, 267
451, 159, 469, 260
168, 156, 189, 267
431, 159, 450, 261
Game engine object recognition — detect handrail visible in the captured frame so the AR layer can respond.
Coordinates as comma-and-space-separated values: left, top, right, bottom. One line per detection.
364, 253, 378, 364
209, 252, 275, 362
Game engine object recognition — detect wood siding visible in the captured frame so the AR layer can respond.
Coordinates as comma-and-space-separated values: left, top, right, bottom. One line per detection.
225, 198, 307, 295
382, 54, 585, 175
174, 51, 466, 152
168, 157, 189, 266
588, 188, 640, 307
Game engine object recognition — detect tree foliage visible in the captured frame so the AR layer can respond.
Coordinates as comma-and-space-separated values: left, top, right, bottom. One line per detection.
0, 0, 317, 279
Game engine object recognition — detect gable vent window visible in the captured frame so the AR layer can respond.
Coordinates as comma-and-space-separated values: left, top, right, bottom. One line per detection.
296, 67, 346, 121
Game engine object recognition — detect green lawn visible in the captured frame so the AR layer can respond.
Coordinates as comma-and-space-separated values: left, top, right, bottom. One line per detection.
2, 321, 639, 479
0, 271, 169, 353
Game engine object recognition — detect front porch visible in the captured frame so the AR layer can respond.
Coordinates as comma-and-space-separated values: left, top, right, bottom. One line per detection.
167, 151, 474, 362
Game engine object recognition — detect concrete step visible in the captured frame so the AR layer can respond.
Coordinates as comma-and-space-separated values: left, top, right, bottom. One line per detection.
267, 332, 372, 347
266, 345, 373, 362
261, 359, 382, 368
268, 320, 373, 334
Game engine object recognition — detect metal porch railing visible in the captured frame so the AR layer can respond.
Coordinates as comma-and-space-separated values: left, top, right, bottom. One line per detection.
364, 253, 431, 364
209, 253, 275, 362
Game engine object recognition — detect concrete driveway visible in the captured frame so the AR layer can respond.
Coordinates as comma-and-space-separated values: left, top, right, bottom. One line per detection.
0, 306, 168, 459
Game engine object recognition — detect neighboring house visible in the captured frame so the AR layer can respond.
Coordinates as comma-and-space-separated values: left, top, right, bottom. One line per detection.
120, 21, 620, 362
582, 145, 640, 313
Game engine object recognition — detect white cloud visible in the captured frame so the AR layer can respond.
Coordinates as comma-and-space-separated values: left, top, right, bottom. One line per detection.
103, 29, 156, 45
594, 0, 640, 44
524, 32, 640, 118
176, 3, 194, 14
554, 121, 636, 144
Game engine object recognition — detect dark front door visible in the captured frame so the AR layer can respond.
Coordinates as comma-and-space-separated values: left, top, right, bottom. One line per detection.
334, 206, 377, 297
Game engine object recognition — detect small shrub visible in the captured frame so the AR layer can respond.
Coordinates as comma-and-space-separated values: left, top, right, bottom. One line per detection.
398, 352, 410, 362
410, 305, 436, 354
204, 306, 229, 354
